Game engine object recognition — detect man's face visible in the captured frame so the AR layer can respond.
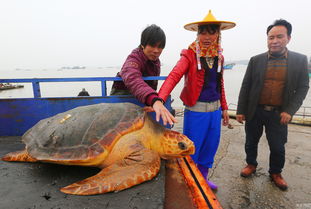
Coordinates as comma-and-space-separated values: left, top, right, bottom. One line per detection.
267, 25, 291, 55
142, 43, 163, 61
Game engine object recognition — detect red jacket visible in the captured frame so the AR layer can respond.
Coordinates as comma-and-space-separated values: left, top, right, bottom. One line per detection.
159, 49, 228, 110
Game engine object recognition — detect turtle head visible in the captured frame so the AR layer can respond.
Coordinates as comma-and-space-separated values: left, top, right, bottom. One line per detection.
159, 130, 195, 159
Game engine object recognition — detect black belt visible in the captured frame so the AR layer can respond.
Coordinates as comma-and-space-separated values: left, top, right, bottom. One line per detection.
259, 105, 280, 111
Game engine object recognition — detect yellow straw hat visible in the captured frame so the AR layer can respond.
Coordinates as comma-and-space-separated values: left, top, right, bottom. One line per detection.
184, 10, 236, 31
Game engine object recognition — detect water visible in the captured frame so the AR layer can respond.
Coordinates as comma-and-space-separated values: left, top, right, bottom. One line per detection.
0, 67, 116, 98
1, 65, 310, 114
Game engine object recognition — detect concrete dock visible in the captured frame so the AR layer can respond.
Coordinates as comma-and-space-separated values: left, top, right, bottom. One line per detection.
172, 115, 311, 209
1, 115, 310, 209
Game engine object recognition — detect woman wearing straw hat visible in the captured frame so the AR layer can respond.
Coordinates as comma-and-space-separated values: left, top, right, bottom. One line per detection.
158, 10, 235, 190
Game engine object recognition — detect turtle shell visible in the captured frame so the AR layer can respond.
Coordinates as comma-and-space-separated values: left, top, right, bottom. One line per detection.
23, 103, 145, 161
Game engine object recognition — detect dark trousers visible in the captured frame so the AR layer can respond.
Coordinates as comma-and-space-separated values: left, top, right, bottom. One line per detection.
244, 106, 288, 174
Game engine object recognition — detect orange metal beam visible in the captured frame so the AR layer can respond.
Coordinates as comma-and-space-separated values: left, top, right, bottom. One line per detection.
177, 156, 223, 209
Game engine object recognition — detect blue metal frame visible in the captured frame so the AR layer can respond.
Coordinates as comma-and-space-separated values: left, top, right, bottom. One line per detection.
0, 76, 167, 97
0, 76, 172, 136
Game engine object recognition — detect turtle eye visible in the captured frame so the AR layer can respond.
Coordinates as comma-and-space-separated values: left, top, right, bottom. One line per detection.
178, 142, 187, 150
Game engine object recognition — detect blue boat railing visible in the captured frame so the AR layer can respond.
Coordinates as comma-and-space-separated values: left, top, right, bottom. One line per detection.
0, 76, 172, 136
0, 76, 167, 98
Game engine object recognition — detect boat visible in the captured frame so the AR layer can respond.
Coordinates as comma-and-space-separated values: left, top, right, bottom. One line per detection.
0, 76, 224, 209
223, 63, 235, 70
0, 83, 24, 90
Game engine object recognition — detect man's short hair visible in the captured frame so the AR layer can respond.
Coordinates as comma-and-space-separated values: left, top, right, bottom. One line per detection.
266, 19, 292, 36
140, 24, 166, 49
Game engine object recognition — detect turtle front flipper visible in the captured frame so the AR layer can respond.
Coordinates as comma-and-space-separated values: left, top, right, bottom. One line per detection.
2, 150, 37, 162
60, 149, 161, 195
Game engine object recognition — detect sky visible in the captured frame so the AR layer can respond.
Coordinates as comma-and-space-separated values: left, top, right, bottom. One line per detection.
0, 0, 310, 71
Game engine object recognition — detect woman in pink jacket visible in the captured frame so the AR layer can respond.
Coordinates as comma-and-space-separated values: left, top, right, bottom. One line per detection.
159, 11, 235, 190
111, 24, 176, 125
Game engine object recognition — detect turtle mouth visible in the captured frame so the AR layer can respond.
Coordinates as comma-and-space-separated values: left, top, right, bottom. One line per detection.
161, 149, 194, 159
178, 145, 195, 156
161, 154, 182, 159
186, 146, 195, 155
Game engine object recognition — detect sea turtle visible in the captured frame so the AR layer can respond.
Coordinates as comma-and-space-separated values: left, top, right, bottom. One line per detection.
2, 103, 194, 195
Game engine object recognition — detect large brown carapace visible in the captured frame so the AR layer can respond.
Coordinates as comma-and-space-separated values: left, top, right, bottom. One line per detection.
2, 103, 194, 195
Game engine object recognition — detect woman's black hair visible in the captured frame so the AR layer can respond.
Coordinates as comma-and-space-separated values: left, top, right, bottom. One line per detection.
198, 24, 220, 35
140, 24, 166, 49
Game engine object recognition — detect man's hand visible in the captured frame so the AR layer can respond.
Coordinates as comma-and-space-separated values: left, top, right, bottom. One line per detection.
236, 114, 245, 124
152, 101, 177, 126
280, 112, 291, 125
222, 110, 229, 126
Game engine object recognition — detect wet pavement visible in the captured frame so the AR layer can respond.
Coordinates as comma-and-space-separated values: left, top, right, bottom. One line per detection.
172, 115, 311, 209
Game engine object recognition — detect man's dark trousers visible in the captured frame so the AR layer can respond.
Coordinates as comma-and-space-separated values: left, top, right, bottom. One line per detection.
244, 106, 288, 174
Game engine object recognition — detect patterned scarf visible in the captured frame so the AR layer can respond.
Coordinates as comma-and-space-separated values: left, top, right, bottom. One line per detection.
189, 35, 223, 71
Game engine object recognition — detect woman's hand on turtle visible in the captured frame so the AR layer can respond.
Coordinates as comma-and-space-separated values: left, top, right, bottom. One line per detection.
152, 100, 177, 126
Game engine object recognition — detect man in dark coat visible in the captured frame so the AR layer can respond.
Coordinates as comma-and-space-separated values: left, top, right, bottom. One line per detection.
236, 19, 309, 190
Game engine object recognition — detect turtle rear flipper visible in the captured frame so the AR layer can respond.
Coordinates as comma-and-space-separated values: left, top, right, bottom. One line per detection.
2, 150, 37, 162
60, 149, 161, 195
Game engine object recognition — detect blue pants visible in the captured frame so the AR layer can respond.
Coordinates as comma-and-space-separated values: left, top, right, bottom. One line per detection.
183, 109, 222, 168
245, 106, 288, 174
